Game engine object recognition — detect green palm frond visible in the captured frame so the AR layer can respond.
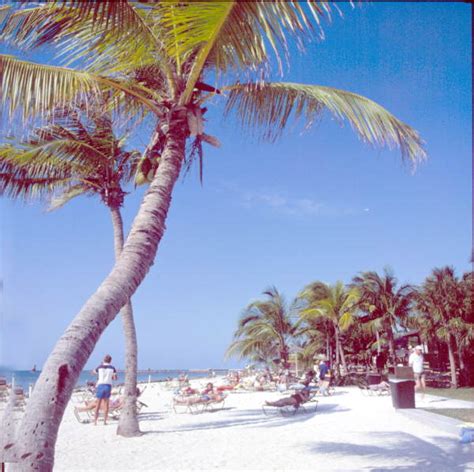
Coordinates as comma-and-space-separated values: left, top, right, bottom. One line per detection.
0, 5, 10, 25
0, 148, 74, 201
0, 55, 161, 121
48, 185, 88, 211
0, 175, 70, 200
151, 1, 332, 102
0, 140, 107, 172
50, 0, 135, 30
224, 82, 426, 165
300, 306, 326, 321
2, 2, 175, 92
339, 312, 354, 330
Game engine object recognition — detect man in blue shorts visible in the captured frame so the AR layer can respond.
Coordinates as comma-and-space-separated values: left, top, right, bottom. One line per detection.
93, 354, 117, 425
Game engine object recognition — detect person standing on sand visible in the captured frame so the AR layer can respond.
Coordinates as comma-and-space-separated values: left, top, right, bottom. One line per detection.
93, 354, 117, 425
409, 345, 426, 399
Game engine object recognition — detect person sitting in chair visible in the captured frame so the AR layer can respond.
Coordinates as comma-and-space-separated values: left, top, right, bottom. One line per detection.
200, 383, 225, 402
174, 382, 225, 405
75, 388, 142, 416
264, 378, 312, 409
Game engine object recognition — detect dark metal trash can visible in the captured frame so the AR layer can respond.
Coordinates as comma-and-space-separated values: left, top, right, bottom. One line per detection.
389, 379, 415, 408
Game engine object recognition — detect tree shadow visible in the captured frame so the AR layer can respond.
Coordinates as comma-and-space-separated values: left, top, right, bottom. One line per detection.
141, 402, 349, 435
305, 431, 473, 471
137, 411, 163, 421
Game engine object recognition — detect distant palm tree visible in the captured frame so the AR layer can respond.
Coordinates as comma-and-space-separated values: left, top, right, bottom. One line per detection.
299, 281, 359, 374
0, 2, 426, 467
414, 266, 468, 388
351, 269, 414, 363
0, 103, 143, 436
290, 326, 325, 373
226, 287, 294, 369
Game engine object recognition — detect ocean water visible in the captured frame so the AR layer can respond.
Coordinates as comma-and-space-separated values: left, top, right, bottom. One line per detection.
0, 369, 228, 393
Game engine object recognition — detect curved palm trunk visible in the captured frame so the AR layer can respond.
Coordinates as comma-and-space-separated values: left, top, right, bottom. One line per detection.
109, 206, 140, 437
12, 123, 187, 470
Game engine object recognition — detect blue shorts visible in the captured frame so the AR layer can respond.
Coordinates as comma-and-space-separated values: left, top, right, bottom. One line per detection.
96, 384, 112, 399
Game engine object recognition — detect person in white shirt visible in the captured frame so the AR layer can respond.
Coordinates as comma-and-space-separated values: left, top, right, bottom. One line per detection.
92, 354, 117, 425
409, 345, 426, 398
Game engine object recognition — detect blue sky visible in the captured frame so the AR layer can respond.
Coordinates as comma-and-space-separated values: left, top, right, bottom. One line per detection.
1, 2, 471, 370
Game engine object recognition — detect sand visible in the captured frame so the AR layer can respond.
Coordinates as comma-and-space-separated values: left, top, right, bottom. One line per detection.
45, 378, 474, 471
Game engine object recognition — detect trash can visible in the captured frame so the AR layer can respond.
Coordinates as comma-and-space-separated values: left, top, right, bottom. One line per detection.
389, 379, 415, 408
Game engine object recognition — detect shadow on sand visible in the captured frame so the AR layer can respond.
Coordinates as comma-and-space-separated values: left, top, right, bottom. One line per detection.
142, 401, 349, 435
306, 431, 473, 471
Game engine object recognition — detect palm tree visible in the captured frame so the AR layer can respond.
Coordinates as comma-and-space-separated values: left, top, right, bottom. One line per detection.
414, 266, 467, 388
0, 103, 145, 436
0, 2, 426, 468
226, 287, 294, 369
290, 324, 326, 374
299, 281, 359, 374
351, 269, 414, 364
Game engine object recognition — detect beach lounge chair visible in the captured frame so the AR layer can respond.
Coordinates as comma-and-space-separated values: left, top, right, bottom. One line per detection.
357, 378, 390, 396
201, 395, 226, 413
12, 387, 27, 412
0, 378, 8, 403
173, 393, 226, 415
262, 390, 318, 417
73, 398, 147, 424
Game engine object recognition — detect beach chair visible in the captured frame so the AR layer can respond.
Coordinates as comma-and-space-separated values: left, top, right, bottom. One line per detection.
73, 398, 147, 423
172, 395, 206, 414
201, 395, 226, 413
0, 378, 8, 403
12, 387, 27, 412
172, 393, 226, 415
357, 378, 390, 396
262, 391, 318, 417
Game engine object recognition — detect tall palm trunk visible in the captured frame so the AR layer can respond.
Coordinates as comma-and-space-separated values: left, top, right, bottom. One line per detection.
109, 206, 140, 437
334, 325, 340, 375
384, 320, 395, 364
11, 120, 187, 470
447, 334, 458, 388
455, 336, 467, 386
337, 332, 348, 374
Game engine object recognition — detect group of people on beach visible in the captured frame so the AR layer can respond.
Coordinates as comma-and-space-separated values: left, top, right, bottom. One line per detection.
174, 382, 227, 406
80, 346, 426, 424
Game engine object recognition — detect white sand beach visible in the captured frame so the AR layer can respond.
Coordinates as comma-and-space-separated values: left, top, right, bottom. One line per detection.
49, 378, 474, 471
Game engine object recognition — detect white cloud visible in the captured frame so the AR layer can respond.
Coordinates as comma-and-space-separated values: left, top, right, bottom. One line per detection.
219, 182, 369, 218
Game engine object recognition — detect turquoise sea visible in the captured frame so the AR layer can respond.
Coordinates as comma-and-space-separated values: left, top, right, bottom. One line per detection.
0, 369, 228, 393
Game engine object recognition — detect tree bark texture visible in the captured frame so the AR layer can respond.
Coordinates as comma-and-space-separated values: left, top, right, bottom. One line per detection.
447, 334, 458, 388
109, 206, 141, 437
11, 122, 187, 471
